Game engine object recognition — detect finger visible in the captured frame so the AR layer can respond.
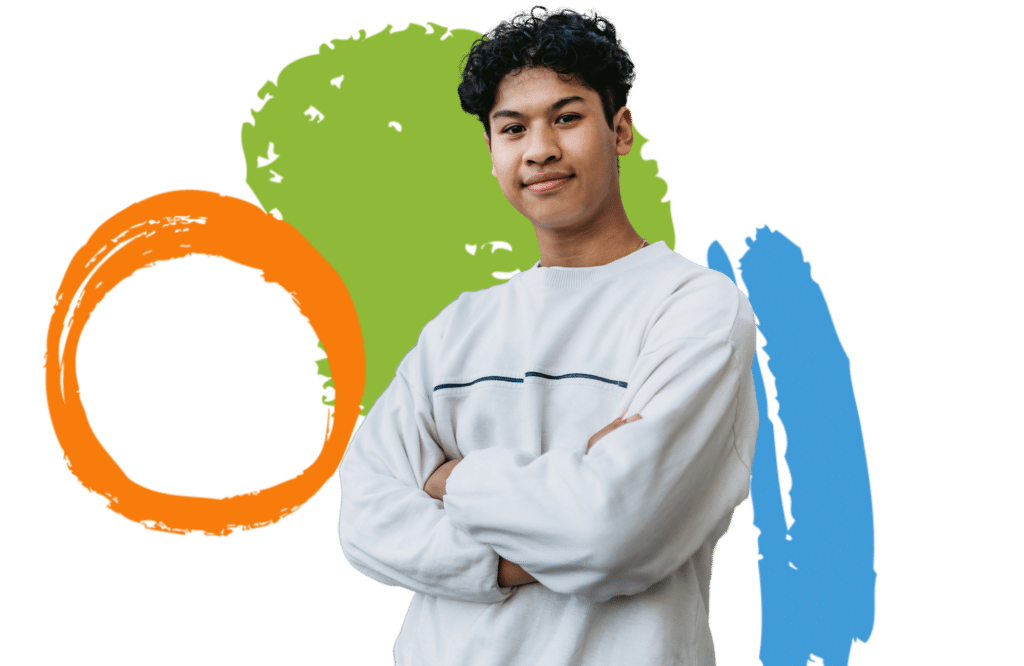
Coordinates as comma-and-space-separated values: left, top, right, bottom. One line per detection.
600, 420, 626, 436
589, 419, 626, 448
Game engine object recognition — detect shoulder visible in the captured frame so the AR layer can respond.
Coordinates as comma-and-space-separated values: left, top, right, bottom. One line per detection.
429, 278, 513, 337
396, 282, 509, 383
642, 256, 756, 363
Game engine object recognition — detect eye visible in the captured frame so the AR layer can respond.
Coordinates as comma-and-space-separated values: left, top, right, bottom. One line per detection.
499, 114, 581, 135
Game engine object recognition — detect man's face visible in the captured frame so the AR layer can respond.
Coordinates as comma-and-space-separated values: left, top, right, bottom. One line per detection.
484, 66, 632, 232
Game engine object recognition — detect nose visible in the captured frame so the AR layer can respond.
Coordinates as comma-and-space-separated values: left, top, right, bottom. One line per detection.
523, 124, 561, 166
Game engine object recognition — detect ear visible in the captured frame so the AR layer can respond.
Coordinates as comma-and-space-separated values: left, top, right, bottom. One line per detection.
484, 131, 496, 178
613, 107, 634, 156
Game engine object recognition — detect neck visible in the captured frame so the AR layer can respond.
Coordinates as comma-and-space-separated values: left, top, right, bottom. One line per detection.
536, 211, 646, 268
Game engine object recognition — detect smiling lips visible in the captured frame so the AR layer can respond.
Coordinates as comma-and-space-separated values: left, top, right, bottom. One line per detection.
525, 174, 575, 192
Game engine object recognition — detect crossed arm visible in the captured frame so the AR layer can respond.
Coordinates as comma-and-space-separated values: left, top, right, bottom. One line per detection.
422, 414, 644, 588
340, 287, 756, 604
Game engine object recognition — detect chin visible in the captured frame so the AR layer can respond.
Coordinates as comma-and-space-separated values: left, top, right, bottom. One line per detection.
526, 211, 582, 230
509, 192, 591, 229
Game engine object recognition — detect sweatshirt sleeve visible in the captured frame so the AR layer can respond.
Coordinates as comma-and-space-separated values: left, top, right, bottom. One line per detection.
442, 278, 759, 602
338, 303, 514, 604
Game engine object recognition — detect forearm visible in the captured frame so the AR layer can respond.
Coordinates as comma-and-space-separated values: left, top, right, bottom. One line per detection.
425, 418, 641, 593
442, 446, 615, 597
340, 471, 514, 602
425, 458, 539, 589
339, 370, 514, 604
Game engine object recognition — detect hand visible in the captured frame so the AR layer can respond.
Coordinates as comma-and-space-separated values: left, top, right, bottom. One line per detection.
586, 413, 642, 453
424, 458, 462, 501
498, 556, 538, 587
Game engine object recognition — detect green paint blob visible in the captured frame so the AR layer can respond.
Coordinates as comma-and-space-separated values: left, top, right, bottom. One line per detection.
242, 23, 673, 414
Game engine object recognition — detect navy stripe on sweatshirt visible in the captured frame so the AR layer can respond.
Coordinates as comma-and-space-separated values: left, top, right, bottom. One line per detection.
434, 372, 627, 392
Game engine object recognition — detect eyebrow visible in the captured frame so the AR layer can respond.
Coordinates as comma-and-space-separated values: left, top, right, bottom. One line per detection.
491, 95, 586, 121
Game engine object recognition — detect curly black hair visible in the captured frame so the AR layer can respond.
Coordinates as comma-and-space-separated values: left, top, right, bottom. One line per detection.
458, 6, 636, 141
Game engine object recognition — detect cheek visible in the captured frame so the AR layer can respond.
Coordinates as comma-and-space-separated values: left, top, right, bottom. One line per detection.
582, 130, 613, 157
495, 162, 518, 193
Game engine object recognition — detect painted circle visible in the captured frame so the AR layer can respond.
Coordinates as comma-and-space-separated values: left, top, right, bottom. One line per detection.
45, 190, 365, 535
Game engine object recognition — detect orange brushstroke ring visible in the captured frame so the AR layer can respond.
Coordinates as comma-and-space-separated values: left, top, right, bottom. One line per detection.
45, 190, 364, 535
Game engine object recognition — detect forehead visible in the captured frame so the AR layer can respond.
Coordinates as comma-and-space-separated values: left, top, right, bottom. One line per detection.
491, 67, 599, 116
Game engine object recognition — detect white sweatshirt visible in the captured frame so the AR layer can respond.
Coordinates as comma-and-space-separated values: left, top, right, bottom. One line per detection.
339, 241, 758, 666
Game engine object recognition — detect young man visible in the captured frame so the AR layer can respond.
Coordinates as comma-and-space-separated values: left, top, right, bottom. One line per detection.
339, 7, 758, 665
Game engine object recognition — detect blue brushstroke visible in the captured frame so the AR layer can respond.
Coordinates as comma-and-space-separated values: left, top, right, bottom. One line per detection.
708, 227, 875, 666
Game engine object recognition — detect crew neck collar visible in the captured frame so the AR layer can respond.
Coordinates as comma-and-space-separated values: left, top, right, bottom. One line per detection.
518, 240, 670, 289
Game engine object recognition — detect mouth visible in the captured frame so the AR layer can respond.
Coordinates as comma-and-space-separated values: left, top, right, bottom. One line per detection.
524, 175, 575, 193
